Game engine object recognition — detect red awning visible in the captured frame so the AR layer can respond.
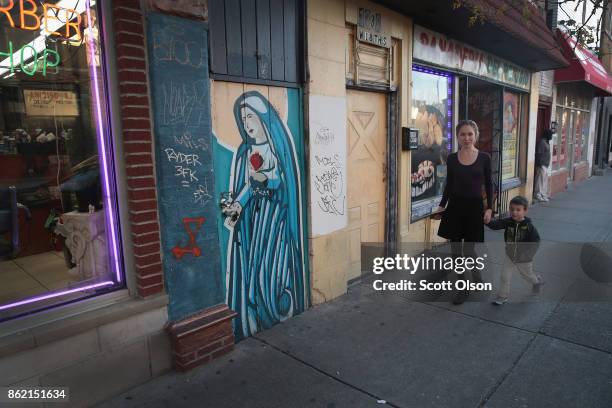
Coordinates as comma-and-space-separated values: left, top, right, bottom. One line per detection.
554, 29, 612, 96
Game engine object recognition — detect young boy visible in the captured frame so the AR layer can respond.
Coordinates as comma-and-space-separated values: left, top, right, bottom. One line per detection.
486, 196, 543, 305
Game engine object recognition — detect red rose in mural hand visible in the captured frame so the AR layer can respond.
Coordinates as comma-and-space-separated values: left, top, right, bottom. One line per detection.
250, 152, 264, 171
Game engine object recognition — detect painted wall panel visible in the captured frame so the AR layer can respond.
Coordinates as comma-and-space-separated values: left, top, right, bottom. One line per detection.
211, 82, 309, 340
309, 95, 348, 235
147, 13, 224, 321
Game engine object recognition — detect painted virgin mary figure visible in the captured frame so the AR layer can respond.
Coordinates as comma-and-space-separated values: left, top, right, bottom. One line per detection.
224, 91, 305, 339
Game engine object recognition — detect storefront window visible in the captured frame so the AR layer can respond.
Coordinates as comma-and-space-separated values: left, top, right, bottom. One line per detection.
574, 111, 583, 163
559, 109, 569, 168
502, 91, 520, 180
410, 66, 453, 222
580, 111, 590, 161
0, 1, 122, 321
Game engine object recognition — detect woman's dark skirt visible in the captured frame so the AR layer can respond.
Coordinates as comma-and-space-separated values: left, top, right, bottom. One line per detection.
438, 196, 484, 242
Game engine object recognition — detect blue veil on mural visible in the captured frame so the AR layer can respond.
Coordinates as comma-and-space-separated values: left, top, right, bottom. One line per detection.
226, 91, 305, 339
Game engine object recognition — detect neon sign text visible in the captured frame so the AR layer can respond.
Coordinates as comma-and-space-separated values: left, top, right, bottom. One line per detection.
0, 40, 60, 76
0, 0, 82, 40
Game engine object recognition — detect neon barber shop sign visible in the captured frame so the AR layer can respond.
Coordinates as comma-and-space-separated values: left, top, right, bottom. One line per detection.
0, 1, 85, 77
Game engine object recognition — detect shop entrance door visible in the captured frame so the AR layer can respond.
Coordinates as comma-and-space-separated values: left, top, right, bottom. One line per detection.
346, 89, 387, 282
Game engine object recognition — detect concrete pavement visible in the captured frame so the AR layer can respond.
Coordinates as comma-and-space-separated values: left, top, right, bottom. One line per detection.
99, 170, 612, 408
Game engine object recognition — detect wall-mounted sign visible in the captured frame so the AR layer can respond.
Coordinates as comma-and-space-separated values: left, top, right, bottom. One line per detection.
24, 90, 79, 117
413, 25, 531, 91
357, 8, 390, 48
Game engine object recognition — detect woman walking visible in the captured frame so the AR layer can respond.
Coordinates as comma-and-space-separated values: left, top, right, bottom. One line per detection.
435, 120, 493, 304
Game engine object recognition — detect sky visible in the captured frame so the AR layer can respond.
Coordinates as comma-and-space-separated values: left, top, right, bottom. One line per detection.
557, 0, 604, 49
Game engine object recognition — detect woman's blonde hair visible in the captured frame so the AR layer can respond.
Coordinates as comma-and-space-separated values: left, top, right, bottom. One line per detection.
456, 119, 479, 141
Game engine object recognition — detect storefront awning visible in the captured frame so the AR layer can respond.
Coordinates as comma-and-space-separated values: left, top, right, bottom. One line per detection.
371, 0, 569, 71
554, 29, 612, 96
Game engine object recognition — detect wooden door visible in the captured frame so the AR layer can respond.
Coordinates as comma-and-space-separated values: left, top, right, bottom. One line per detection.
346, 89, 387, 281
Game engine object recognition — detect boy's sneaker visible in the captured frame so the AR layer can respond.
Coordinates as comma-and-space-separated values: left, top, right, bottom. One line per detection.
532, 276, 545, 294
492, 296, 508, 305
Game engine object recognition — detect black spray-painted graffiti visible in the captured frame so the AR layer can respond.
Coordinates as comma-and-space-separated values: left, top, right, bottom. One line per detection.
314, 154, 345, 216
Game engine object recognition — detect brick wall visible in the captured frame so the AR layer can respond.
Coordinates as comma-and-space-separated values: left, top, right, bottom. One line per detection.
573, 162, 589, 182
112, 1, 164, 298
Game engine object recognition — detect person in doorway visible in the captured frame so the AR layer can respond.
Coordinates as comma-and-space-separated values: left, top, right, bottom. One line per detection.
434, 120, 493, 304
534, 129, 552, 202
486, 196, 543, 305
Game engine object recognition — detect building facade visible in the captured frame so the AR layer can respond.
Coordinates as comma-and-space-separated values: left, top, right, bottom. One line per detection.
548, 29, 612, 195
0, 1, 573, 406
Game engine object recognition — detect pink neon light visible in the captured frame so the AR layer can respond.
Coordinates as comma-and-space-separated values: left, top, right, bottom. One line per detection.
0, 282, 115, 311
86, 0, 122, 283
2, 1, 123, 314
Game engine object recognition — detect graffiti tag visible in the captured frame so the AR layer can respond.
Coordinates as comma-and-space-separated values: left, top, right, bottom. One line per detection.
152, 24, 204, 69
314, 154, 345, 216
171, 217, 205, 260
314, 126, 334, 146
193, 182, 212, 206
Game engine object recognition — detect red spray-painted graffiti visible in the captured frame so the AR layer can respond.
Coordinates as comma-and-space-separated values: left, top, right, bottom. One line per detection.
171, 217, 205, 260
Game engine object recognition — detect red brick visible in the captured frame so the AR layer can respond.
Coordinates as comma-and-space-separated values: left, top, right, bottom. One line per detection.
116, 44, 146, 60
211, 344, 234, 359
134, 241, 161, 256
117, 0, 141, 10
120, 95, 150, 107
128, 188, 156, 201
131, 222, 160, 235
124, 142, 151, 154
126, 177, 155, 190
123, 130, 152, 141
132, 231, 159, 244
196, 341, 223, 358
133, 251, 161, 266
118, 70, 147, 83
125, 154, 153, 166
138, 283, 164, 298
137, 263, 163, 277
175, 351, 196, 364
126, 165, 154, 178
117, 32, 145, 47
122, 106, 150, 119
130, 210, 158, 224
176, 355, 210, 372
137, 272, 163, 287
122, 118, 151, 130
115, 19, 145, 35
128, 198, 158, 212
174, 322, 233, 354
118, 57, 147, 71
113, 7, 142, 24
221, 335, 235, 347
119, 83, 148, 95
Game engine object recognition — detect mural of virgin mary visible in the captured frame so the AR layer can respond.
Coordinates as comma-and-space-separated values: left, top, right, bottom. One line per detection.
225, 91, 305, 339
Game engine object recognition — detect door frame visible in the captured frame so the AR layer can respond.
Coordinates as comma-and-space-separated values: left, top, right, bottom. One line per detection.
346, 85, 399, 250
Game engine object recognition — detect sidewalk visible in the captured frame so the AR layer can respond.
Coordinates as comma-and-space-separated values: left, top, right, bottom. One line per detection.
99, 171, 612, 408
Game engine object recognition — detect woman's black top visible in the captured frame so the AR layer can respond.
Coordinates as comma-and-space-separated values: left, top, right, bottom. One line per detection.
440, 151, 493, 209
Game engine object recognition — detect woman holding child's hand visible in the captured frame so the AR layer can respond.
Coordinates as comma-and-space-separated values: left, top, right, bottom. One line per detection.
434, 120, 493, 304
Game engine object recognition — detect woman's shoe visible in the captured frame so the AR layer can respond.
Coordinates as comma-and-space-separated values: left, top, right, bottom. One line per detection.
492, 296, 508, 305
